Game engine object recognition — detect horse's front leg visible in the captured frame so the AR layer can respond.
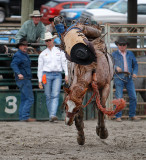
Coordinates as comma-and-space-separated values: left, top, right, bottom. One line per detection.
96, 84, 110, 139
74, 108, 85, 145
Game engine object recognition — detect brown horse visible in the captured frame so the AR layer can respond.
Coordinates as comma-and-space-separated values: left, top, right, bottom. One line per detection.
55, 19, 126, 145
63, 38, 126, 145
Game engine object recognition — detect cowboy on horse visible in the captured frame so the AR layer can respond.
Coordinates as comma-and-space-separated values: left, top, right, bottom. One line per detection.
54, 16, 126, 145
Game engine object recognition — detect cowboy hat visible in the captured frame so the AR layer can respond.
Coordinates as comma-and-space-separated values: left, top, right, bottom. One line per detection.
70, 43, 96, 65
42, 32, 57, 41
29, 10, 43, 17
115, 37, 129, 46
16, 38, 29, 48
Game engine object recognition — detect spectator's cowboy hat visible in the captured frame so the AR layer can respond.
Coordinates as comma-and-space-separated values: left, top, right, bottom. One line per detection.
42, 32, 57, 40
16, 38, 28, 48
29, 10, 43, 17
115, 37, 129, 46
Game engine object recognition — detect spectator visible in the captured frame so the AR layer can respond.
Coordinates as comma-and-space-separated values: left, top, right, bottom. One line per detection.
54, 16, 66, 39
11, 38, 36, 122
37, 32, 68, 122
46, 17, 61, 45
112, 37, 140, 122
15, 10, 46, 53
46, 18, 56, 34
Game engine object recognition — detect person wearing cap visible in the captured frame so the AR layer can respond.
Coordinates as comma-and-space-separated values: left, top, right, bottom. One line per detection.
11, 38, 36, 122
46, 18, 56, 34
112, 37, 139, 122
37, 32, 68, 122
15, 10, 46, 53
46, 17, 61, 45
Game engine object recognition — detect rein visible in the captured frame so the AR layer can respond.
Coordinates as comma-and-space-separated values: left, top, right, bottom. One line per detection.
65, 81, 98, 118
91, 82, 126, 116
83, 81, 126, 116
82, 90, 96, 108
65, 82, 96, 118
65, 81, 126, 118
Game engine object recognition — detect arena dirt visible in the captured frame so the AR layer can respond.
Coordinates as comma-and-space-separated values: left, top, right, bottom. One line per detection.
0, 119, 146, 160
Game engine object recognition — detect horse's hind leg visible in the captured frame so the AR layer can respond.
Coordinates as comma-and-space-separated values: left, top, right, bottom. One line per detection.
96, 84, 110, 139
75, 108, 85, 145
96, 110, 108, 139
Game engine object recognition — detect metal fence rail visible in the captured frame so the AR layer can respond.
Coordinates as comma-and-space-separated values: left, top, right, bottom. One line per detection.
105, 23, 146, 53
105, 23, 146, 119
0, 24, 145, 120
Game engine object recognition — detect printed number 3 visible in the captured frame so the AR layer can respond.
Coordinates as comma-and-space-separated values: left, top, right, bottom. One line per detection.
5, 96, 17, 114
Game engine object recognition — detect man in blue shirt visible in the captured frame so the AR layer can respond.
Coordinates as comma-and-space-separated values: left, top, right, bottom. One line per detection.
11, 38, 36, 122
112, 37, 140, 122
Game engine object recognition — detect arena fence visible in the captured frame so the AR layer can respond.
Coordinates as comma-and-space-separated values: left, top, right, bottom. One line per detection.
105, 24, 146, 119
0, 24, 145, 120
0, 53, 96, 121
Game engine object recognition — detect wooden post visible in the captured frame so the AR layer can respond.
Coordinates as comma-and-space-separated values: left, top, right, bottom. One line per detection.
128, 0, 137, 24
127, 0, 137, 49
21, 0, 34, 25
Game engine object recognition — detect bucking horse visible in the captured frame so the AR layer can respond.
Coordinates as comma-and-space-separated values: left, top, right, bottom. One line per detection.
55, 17, 126, 145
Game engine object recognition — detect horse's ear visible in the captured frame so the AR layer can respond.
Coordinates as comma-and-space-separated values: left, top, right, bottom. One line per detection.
63, 87, 70, 94
80, 88, 88, 97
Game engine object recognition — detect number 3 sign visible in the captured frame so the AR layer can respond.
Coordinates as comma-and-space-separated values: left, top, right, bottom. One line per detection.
5, 96, 17, 114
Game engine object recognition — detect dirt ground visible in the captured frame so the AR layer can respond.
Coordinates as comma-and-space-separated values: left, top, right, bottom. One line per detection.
0, 119, 146, 160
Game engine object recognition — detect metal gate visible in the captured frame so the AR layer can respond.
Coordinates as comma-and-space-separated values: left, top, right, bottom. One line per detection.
105, 23, 146, 119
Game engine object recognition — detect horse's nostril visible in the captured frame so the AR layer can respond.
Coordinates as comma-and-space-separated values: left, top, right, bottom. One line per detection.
65, 117, 69, 125
68, 123, 72, 126
65, 117, 74, 126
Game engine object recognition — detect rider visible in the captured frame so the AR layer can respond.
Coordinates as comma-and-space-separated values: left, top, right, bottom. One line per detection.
54, 16, 101, 82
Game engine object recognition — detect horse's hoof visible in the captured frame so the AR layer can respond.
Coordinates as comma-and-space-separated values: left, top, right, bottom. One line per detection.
77, 131, 85, 145
77, 136, 85, 145
96, 126, 108, 139
96, 126, 100, 136
100, 128, 108, 139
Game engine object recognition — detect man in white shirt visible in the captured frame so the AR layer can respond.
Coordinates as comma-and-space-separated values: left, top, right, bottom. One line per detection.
38, 32, 68, 122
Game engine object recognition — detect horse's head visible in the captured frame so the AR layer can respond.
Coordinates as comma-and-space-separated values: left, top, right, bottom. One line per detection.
64, 86, 88, 126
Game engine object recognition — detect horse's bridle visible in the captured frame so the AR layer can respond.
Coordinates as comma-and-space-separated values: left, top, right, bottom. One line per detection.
64, 95, 82, 119
66, 109, 80, 118
64, 83, 96, 119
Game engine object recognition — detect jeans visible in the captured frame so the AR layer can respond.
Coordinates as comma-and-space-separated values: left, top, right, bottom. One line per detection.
114, 76, 137, 118
16, 79, 34, 120
43, 72, 62, 119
